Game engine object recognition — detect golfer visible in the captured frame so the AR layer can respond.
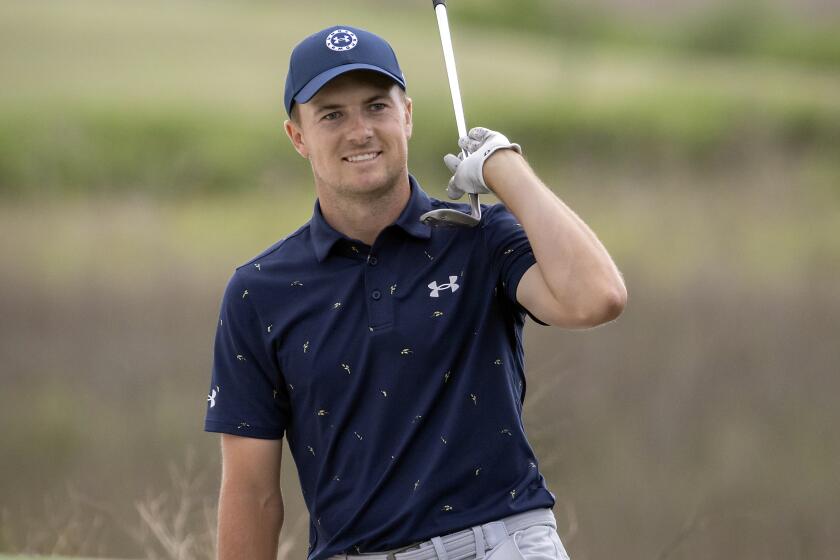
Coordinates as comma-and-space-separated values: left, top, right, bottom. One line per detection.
205, 24, 626, 560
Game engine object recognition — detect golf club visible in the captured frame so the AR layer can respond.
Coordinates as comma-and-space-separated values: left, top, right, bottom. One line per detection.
420, 0, 482, 228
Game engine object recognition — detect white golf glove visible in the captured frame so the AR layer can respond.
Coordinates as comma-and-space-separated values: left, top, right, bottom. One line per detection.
444, 127, 522, 200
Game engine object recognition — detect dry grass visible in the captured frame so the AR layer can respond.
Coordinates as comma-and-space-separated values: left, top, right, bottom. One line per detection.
131, 450, 216, 560
1, 0, 838, 558
1, 156, 838, 558
0, 449, 312, 560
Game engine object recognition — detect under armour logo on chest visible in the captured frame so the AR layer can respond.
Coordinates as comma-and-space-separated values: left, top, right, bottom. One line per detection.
428, 276, 460, 298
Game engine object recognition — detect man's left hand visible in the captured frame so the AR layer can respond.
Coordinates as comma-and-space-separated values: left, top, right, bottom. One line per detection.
444, 127, 522, 200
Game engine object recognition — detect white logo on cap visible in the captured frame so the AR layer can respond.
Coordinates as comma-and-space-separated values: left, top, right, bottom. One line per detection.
326, 29, 358, 52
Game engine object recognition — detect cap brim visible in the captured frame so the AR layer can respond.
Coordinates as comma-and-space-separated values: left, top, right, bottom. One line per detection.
294, 63, 406, 106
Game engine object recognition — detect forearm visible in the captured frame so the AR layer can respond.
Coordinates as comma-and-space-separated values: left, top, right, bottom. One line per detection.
218, 482, 284, 560
484, 150, 626, 316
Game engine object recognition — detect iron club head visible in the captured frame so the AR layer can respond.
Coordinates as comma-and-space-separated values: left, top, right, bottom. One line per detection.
420, 193, 481, 228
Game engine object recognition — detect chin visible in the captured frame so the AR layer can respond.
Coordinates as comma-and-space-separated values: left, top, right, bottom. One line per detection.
344, 171, 401, 197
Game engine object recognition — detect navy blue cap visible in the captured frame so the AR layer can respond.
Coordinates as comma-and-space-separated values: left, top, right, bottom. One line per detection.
284, 25, 407, 116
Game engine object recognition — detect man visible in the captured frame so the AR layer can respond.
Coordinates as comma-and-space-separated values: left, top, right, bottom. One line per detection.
205, 25, 626, 560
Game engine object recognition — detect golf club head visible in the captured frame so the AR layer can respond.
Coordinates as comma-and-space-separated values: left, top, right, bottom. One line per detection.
420, 209, 479, 227
420, 193, 481, 228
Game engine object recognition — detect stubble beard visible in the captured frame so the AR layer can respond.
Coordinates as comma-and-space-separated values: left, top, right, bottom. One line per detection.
312, 154, 408, 207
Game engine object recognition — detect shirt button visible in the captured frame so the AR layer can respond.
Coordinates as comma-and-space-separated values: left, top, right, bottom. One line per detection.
368, 255, 378, 266
371, 289, 382, 300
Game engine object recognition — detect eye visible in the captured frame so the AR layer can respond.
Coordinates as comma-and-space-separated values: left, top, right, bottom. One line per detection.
322, 111, 341, 121
370, 103, 387, 111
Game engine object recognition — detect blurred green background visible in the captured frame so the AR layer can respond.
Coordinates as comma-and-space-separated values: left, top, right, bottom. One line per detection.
1, 0, 839, 558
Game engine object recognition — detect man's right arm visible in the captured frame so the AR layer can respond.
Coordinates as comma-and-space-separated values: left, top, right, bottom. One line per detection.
218, 434, 285, 560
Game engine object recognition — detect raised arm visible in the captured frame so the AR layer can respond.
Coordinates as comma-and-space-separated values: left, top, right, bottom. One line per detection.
485, 149, 626, 328
443, 127, 627, 328
218, 434, 285, 560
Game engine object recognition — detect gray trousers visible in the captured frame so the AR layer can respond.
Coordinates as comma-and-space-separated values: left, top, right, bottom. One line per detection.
329, 508, 571, 560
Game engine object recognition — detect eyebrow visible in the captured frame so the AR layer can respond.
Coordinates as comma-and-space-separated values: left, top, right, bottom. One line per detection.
312, 93, 390, 112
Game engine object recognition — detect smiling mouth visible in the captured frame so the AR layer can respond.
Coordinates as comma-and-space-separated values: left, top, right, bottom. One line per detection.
343, 151, 381, 163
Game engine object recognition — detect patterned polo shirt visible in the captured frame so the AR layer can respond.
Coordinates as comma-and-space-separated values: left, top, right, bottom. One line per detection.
204, 175, 556, 560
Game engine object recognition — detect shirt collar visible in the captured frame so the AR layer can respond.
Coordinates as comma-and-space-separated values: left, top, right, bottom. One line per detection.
310, 174, 433, 262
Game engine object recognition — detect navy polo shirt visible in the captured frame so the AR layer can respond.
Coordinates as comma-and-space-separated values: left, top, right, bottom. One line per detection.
205, 175, 555, 560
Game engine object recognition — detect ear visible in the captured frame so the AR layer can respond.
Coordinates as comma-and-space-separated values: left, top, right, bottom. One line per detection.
284, 119, 310, 159
403, 96, 413, 140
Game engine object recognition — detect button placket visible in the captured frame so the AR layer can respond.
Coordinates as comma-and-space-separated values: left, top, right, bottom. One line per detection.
364, 246, 392, 330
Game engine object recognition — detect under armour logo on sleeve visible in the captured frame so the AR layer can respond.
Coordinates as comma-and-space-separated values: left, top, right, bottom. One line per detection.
207, 387, 219, 408
428, 276, 459, 298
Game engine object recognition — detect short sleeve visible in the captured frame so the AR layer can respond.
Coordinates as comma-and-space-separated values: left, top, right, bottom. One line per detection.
480, 203, 550, 326
204, 270, 290, 439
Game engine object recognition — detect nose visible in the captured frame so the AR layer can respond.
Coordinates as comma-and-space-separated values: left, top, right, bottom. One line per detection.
345, 110, 374, 144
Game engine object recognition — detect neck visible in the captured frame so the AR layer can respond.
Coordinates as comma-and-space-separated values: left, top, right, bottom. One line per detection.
317, 175, 412, 246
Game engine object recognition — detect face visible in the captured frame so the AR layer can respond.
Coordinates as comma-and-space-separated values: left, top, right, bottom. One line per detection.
284, 71, 413, 203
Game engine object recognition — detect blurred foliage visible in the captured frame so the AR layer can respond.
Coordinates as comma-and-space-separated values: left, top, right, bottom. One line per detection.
2, 97, 839, 198
0, 0, 838, 198
2, 1, 840, 558
0, 107, 300, 198
455, 0, 840, 66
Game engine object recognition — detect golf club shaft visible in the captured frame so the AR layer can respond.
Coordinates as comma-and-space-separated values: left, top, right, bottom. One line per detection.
434, 2, 467, 140
433, 1, 480, 218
